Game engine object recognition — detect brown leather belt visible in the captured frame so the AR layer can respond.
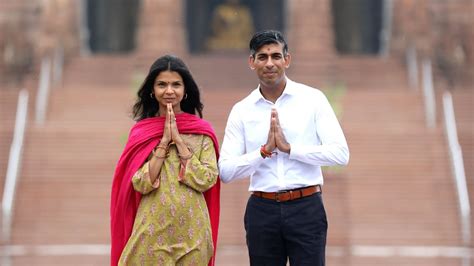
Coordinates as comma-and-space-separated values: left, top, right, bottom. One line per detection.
252, 185, 321, 202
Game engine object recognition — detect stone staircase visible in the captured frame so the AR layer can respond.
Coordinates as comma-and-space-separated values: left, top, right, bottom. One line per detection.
1, 0, 472, 264
1, 51, 471, 265
339, 56, 468, 266
4, 55, 134, 265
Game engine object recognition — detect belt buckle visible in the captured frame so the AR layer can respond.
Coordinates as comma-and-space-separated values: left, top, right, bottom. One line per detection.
275, 191, 288, 202
275, 193, 281, 202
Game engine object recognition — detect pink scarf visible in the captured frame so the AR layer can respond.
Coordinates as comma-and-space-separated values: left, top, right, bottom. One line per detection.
110, 113, 220, 266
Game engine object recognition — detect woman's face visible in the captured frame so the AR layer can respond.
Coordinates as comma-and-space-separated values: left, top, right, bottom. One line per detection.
153, 70, 185, 116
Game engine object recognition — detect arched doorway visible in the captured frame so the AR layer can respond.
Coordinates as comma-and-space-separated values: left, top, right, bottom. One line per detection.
186, 0, 286, 54
331, 0, 383, 54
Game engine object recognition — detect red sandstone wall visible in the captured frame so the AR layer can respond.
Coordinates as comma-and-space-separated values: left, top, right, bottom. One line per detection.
0, 0, 79, 84
136, 0, 186, 56
391, 0, 473, 84
37, 0, 80, 58
1, 0, 472, 85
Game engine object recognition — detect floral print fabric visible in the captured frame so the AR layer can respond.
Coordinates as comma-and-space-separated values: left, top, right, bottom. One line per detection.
119, 134, 218, 265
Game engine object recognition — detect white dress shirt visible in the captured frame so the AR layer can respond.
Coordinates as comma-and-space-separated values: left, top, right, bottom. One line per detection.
218, 78, 349, 192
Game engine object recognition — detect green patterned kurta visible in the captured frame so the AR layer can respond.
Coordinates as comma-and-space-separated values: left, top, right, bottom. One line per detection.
119, 134, 218, 266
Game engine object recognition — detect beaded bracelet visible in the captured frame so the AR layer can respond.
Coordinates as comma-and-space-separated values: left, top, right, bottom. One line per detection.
154, 145, 167, 152
153, 145, 169, 159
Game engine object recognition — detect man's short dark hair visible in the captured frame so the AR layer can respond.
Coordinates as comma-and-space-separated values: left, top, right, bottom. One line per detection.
249, 30, 289, 57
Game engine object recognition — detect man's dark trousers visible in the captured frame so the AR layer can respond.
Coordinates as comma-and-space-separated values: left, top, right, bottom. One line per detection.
244, 192, 327, 266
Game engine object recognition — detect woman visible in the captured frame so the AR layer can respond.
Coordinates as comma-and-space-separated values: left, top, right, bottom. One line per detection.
110, 55, 220, 266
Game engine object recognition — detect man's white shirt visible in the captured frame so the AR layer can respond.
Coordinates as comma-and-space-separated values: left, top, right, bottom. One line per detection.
218, 78, 349, 192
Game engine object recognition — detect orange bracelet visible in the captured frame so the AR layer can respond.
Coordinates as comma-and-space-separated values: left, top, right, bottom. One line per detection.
260, 145, 273, 158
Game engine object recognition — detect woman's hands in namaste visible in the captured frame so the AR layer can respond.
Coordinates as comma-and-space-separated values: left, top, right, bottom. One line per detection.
160, 103, 183, 146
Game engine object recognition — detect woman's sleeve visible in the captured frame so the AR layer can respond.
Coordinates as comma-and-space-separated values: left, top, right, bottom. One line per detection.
178, 136, 218, 192
132, 160, 160, 194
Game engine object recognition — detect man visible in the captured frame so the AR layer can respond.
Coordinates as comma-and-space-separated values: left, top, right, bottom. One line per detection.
218, 30, 349, 266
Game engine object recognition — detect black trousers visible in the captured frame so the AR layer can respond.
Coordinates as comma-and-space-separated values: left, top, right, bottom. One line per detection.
244, 192, 327, 266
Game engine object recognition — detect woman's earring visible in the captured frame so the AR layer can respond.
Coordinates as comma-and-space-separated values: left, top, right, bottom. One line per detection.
184, 93, 188, 100
150, 92, 154, 99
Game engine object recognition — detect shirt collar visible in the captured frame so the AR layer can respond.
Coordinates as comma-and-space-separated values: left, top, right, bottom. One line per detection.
250, 77, 297, 104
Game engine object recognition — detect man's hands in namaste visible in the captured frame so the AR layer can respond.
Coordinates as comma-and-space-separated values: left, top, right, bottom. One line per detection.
264, 108, 290, 154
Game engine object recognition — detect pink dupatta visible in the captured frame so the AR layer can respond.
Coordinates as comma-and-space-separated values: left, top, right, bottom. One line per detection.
110, 113, 220, 266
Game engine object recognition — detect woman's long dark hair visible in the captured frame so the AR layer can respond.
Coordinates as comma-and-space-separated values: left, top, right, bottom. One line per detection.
132, 55, 204, 121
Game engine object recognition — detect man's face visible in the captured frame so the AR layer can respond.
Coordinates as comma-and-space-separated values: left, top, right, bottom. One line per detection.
249, 42, 290, 88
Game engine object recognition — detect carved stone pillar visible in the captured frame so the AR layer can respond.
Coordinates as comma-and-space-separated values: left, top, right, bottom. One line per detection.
136, 0, 186, 56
